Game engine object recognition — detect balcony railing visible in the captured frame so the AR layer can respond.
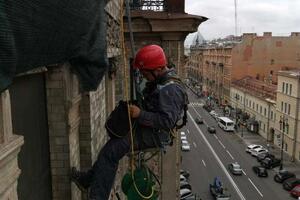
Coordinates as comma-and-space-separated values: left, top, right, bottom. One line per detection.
130, 0, 166, 11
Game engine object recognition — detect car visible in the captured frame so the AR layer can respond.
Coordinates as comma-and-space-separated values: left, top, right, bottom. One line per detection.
180, 188, 192, 200
195, 117, 204, 124
257, 153, 275, 162
252, 166, 268, 177
274, 170, 296, 183
180, 169, 190, 179
261, 157, 281, 169
180, 174, 188, 182
283, 178, 300, 191
245, 144, 263, 153
250, 148, 268, 157
181, 140, 191, 151
228, 162, 242, 175
181, 135, 187, 141
209, 110, 217, 116
207, 126, 216, 134
290, 184, 300, 198
180, 181, 192, 190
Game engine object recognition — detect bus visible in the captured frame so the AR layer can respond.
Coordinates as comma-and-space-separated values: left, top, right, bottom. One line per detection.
218, 117, 235, 131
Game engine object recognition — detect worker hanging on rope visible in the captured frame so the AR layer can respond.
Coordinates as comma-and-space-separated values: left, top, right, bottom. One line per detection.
70, 44, 189, 200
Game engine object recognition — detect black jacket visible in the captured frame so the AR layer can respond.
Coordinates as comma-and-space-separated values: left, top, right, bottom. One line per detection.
137, 69, 188, 130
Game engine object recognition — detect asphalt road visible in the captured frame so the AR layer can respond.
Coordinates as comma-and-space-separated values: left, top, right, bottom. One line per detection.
181, 90, 294, 200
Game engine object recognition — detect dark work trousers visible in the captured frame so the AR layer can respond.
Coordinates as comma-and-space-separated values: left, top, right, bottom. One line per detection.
79, 127, 162, 200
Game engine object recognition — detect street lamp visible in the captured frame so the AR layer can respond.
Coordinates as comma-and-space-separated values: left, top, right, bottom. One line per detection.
279, 115, 289, 170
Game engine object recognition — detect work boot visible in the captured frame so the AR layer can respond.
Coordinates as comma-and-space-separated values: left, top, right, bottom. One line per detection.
70, 167, 88, 192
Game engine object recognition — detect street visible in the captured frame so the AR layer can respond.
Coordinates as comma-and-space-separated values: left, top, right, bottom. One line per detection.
181, 90, 294, 200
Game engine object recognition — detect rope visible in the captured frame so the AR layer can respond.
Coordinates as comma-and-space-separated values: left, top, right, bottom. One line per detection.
121, 1, 155, 199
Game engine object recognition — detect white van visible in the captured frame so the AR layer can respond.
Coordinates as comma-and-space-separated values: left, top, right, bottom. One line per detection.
218, 117, 235, 131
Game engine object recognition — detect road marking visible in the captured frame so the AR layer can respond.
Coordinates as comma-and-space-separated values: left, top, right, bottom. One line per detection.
213, 134, 218, 139
226, 150, 234, 160
193, 142, 197, 148
190, 106, 208, 126
248, 178, 263, 197
242, 170, 246, 175
202, 159, 206, 167
187, 129, 190, 134
187, 111, 246, 200
218, 140, 226, 149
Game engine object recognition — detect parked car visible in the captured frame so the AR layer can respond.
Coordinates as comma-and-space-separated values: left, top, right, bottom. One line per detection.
252, 166, 268, 177
181, 140, 191, 151
228, 162, 242, 175
195, 117, 204, 124
208, 126, 216, 134
261, 157, 281, 169
257, 153, 275, 162
250, 148, 268, 157
274, 170, 296, 183
283, 178, 300, 191
181, 131, 186, 137
245, 144, 263, 153
180, 188, 192, 200
180, 181, 192, 190
181, 135, 187, 141
180, 169, 190, 179
180, 174, 187, 182
290, 184, 300, 198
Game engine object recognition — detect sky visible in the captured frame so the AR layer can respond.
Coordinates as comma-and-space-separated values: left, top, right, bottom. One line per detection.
185, 0, 300, 43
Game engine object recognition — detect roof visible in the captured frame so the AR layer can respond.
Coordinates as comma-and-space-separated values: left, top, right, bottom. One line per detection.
218, 117, 234, 123
232, 76, 277, 100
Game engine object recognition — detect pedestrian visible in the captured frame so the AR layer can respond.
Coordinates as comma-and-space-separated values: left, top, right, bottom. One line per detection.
70, 44, 188, 200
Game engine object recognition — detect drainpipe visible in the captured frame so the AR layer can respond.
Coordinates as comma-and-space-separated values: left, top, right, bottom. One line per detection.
291, 76, 300, 162
266, 102, 270, 142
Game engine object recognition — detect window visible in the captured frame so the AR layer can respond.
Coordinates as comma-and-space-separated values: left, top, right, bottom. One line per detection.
286, 83, 288, 94
274, 113, 276, 121
284, 143, 288, 151
253, 102, 255, 109
263, 123, 265, 132
281, 102, 283, 111
271, 111, 273, 119
285, 102, 287, 113
264, 108, 267, 116
260, 106, 262, 114
288, 104, 291, 115
289, 84, 292, 95
256, 104, 258, 111
249, 100, 252, 107
282, 82, 285, 93
280, 122, 282, 130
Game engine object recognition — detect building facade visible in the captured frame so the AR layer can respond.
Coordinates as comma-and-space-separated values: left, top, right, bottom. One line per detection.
230, 77, 277, 142
275, 71, 300, 161
186, 32, 300, 105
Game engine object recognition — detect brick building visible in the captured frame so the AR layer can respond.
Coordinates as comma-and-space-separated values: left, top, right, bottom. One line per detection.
186, 32, 300, 104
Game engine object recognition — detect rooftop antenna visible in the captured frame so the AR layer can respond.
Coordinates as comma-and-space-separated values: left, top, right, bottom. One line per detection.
234, 0, 238, 36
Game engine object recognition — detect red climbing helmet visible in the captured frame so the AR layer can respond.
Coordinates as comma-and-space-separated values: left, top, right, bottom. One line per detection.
133, 45, 167, 70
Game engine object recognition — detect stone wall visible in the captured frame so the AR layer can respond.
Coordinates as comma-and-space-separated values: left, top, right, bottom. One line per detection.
0, 91, 24, 200
46, 64, 82, 200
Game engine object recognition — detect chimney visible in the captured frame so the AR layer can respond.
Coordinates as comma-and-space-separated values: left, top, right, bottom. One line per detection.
242, 33, 257, 39
291, 32, 300, 37
263, 32, 272, 37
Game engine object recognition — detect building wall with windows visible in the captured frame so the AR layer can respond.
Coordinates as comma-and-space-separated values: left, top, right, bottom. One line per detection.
275, 71, 300, 161
230, 86, 276, 141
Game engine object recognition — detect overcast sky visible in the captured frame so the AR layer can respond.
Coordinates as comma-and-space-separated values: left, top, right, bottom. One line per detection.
185, 0, 300, 42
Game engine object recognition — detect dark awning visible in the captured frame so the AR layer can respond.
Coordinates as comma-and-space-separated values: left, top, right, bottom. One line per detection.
0, 0, 109, 92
